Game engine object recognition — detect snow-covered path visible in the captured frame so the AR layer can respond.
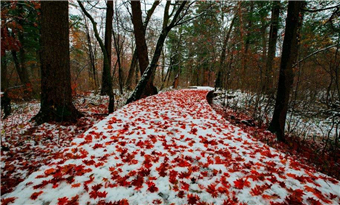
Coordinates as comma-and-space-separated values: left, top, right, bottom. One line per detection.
2, 89, 340, 205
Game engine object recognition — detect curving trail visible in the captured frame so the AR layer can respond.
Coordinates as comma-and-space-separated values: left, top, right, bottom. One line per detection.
2, 89, 340, 205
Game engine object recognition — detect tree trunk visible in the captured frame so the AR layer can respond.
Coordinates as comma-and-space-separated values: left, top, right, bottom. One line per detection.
215, 13, 236, 89
78, 1, 114, 113
268, 1, 305, 142
125, 50, 138, 90
33, 1, 82, 124
1, 52, 8, 90
131, 0, 157, 98
264, 1, 280, 93
83, 15, 98, 89
101, 0, 114, 96
127, 1, 187, 104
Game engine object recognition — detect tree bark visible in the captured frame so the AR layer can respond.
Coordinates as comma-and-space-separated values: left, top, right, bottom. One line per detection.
127, 1, 187, 104
264, 1, 280, 93
125, 50, 138, 90
101, 0, 114, 96
268, 1, 305, 141
83, 14, 98, 89
215, 13, 236, 89
78, 1, 114, 113
33, 1, 82, 124
131, 0, 157, 98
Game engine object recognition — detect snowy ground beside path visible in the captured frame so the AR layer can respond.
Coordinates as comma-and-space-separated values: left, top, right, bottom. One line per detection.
2, 89, 340, 205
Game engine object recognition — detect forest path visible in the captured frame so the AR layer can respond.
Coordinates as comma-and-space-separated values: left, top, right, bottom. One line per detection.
3, 89, 340, 205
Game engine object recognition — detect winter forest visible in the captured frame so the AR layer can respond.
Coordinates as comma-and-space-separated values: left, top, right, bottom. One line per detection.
1, 0, 340, 204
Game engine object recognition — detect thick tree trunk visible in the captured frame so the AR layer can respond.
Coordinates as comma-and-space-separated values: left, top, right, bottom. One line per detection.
127, 1, 187, 104
101, 0, 114, 96
268, 1, 305, 141
33, 1, 82, 124
264, 1, 280, 93
131, 0, 157, 98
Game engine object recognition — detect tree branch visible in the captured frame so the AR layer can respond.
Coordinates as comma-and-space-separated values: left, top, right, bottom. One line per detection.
294, 44, 339, 67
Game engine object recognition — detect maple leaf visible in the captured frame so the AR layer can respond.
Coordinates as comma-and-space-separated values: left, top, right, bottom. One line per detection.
181, 181, 190, 191
97, 191, 108, 198
44, 168, 56, 176
30, 191, 43, 200
147, 181, 158, 193
156, 162, 168, 177
89, 190, 98, 199
169, 170, 178, 184
1, 197, 16, 205
92, 184, 103, 191
178, 191, 185, 198
306, 197, 323, 205
71, 183, 81, 188
57, 197, 69, 205
131, 175, 144, 190
187, 194, 200, 205
233, 178, 250, 189
67, 195, 79, 205
207, 183, 218, 197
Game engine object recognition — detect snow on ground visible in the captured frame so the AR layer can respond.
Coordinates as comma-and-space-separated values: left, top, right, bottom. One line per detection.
0, 91, 129, 195
214, 89, 339, 140
2, 89, 340, 205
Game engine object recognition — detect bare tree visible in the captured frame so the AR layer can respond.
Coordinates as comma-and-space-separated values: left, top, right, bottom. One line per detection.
268, 1, 306, 141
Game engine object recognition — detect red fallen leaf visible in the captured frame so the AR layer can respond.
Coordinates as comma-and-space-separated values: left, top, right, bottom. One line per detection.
169, 170, 178, 184
83, 159, 95, 166
305, 185, 332, 204
181, 181, 190, 191
89, 190, 98, 199
187, 193, 200, 204
92, 184, 103, 191
207, 183, 218, 197
156, 162, 168, 177
71, 183, 81, 188
67, 195, 79, 205
30, 191, 43, 200
147, 181, 158, 193
178, 191, 185, 198
1, 197, 16, 205
131, 175, 144, 190
233, 178, 250, 189
263, 194, 279, 200
97, 191, 107, 198
306, 197, 323, 205
113, 199, 129, 205
44, 168, 56, 176
250, 185, 263, 196
152, 199, 162, 204
85, 135, 92, 141
285, 189, 304, 204
57, 197, 69, 205
107, 125, 113, 129
329, 193, 337, 200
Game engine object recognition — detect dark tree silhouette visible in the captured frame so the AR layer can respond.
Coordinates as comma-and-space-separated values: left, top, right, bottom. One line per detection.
268, 1, 305, 141
33, 1, 82, 124
131, 0, 158, 98
263, 1, 281, 93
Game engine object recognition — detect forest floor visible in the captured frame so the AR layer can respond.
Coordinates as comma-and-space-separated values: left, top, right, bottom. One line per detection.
1, 89, 340, 205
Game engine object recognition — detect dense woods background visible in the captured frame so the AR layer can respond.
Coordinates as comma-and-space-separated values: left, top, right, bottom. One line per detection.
1, 1, 339, 152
